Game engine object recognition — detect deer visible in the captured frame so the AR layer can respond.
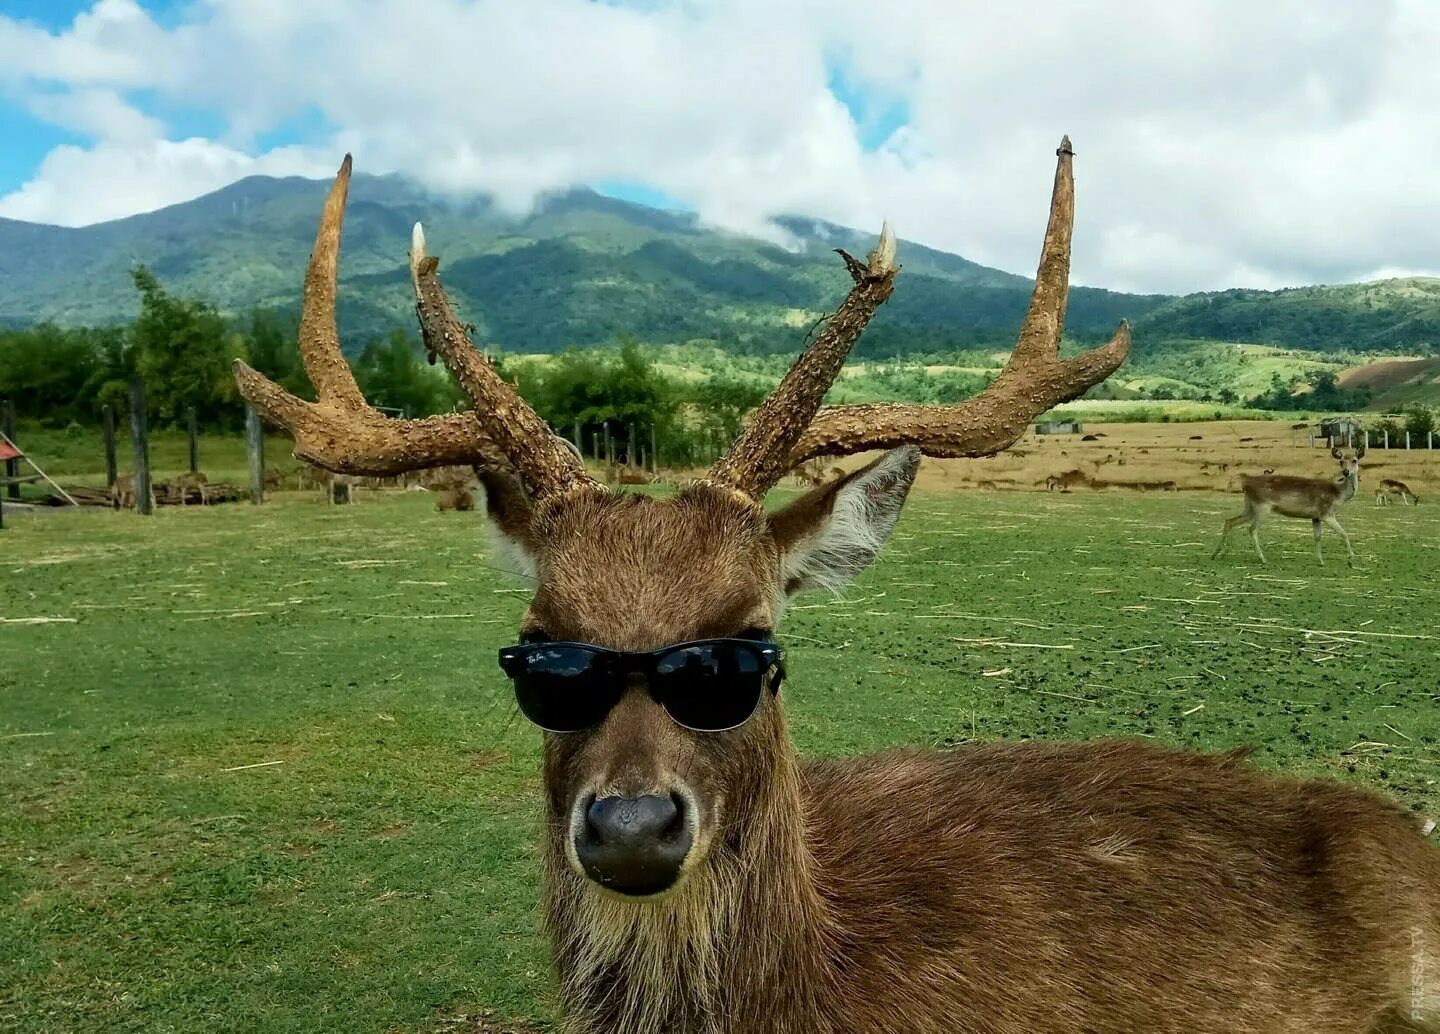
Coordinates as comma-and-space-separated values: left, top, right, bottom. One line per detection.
235, 145, 1439, 1034
172, 469, 210, 505
111, 473, 155, 511
1377, 478, 1420, 506
1214, 446, 1365, 567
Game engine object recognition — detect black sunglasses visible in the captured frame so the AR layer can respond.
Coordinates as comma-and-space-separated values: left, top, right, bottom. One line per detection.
497, 638, 785, 733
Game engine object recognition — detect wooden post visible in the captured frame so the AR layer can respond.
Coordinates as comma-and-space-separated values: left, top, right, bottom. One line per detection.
628, 424, 637, 470
245, 403, 264, 504
591, 431, 600, 462
2, 399, 17, 501
1430, 431, 1435, 451
128, 378, 153, 515
572, 421, 582, 455
102, 404, 118, 489
1363, 429, 1370, 452
603, 422, 614, 469
1384, 429, 1390, 450
1405, 431, 1411, 451
187, 407, 199, 473
650, 424, 659, 472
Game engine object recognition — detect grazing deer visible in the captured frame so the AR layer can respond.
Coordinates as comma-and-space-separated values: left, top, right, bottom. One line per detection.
236, 147, 1439, 1034
1045, 468, 1090, 492
112, 473, 155, 511
1377, 478, 1420, 506
1214, 446, 1365, 567
172, 470, 210, 506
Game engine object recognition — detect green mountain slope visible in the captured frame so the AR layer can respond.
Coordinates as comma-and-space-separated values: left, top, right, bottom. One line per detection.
2, 172, 1437, 360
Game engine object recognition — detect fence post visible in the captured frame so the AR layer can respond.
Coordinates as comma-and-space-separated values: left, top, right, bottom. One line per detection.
128, 378, 153, 515
2, 399, 18, 501
102, 404, 118, 489
245, 403, 264, 505
650, 424, 659, 472
1430, 431, 1435, 451
187, 407, 199, 473
1363, 429, 1370, 452
591, 431, 600, 463
1405, 431, 1411, 451
627, 424, 637, 469
1384, 429, 1390, 449
572, 421, 582, 455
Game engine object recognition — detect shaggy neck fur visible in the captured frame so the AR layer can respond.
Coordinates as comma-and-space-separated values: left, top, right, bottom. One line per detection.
542, 721, 833, 1034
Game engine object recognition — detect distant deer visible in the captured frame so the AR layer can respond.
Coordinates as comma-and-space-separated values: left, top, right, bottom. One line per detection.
1213, 446, 1364, 566
112, 474, 155, 511
236, 148, 1438, 1034
1376, 478, 1419, 506
172, 470, 210, 505
1045, 468, 1090, 492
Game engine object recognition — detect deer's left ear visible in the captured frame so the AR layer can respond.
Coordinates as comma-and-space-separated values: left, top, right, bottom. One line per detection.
768, 446, 920, 596
476, 465, 540, 580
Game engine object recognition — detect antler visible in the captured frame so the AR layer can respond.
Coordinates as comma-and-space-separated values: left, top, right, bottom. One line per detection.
233, 156, 597, 499
706, 222, 899, 498
784, 137, 1130, 467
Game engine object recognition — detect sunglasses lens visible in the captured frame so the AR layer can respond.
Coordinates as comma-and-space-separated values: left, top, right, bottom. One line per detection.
508, 646, 618, 732
653, 642, 767, 731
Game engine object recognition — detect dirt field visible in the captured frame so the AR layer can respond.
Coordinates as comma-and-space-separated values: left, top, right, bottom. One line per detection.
850, 420, 1440, 497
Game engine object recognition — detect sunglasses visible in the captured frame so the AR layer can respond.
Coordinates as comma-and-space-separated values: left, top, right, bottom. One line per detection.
497, 638, 785, 733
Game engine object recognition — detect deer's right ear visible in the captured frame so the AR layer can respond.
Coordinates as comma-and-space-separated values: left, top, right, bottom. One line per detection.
475, 465, 540, 580
768, 446, 920, 597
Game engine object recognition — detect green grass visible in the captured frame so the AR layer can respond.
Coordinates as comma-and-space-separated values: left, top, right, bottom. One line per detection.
8, 426, 305, 492
3, 490, 1438, 1032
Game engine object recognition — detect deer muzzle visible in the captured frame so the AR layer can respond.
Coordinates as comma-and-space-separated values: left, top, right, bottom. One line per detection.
572, 791, 694, 896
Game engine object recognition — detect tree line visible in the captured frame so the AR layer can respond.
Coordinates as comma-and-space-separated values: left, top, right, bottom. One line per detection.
0, 267, 766, 468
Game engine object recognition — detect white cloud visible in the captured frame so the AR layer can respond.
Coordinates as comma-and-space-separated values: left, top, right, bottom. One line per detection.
0, 138, 332, 225
1, 0, 1438, 294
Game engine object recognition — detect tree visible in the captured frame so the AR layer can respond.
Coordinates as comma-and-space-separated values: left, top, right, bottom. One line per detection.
353, 328, 462, 417
1404, 405, 1435, 440
129, 266, 238, 426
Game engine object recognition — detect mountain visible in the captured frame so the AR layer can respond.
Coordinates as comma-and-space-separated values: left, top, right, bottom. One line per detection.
1, 173, 1437, 359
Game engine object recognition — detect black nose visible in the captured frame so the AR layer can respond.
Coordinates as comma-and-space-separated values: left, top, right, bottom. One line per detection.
574, 793, 692, 896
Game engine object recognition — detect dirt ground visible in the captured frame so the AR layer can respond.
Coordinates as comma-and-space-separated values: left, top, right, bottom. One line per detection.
802, 420, 1440, 498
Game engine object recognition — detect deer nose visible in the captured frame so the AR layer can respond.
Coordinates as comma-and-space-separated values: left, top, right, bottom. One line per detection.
574, 793, 692, 896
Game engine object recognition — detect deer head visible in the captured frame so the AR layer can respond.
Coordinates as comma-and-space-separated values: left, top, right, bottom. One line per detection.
236, 139, 1129, 899
1331, 443, 1364, 487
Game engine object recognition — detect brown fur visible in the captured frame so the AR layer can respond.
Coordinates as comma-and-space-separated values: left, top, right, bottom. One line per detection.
481, 473, 1440, 1034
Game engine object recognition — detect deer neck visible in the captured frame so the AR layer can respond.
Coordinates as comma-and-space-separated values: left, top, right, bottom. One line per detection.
542, 722, 832, 1034
1335, 471, 1358, 505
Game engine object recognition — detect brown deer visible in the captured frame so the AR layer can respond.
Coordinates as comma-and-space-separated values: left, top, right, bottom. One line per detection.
236, 147, 1439, 1034
1214, 446, 1365, 567
1377, 478, 1420, 506
111, 473, 155, 511
172, 469, 210, 505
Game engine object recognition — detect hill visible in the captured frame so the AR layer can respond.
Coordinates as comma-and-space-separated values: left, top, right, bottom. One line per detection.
1337, 356, 1440, 409
1, 172, 1438, 360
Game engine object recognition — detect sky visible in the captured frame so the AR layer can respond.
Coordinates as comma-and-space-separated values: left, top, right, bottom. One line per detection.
0, 0, 1437, 295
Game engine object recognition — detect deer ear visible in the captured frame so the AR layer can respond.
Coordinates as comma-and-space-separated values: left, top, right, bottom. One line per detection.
768, 447, 920, 597
475, 465, 540, 580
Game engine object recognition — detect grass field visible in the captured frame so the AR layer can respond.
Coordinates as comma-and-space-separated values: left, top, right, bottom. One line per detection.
4, 487, 1439, 1032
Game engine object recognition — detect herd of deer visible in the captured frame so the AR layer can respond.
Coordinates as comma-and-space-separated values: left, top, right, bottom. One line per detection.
231, 143, 1438, 1032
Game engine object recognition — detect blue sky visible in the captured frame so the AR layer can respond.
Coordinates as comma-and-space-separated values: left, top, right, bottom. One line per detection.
2, 0, 1437, 295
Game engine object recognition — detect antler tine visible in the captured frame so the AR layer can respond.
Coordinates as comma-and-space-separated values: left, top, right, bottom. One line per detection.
786, 137, 1130, 468
234, 157, 530, 479
408, 223, 599, 500
298, 155, 366, 409
707, 220, 899, 498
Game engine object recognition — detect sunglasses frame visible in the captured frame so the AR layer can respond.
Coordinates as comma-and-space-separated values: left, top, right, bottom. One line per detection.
498, 637, 786, 734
